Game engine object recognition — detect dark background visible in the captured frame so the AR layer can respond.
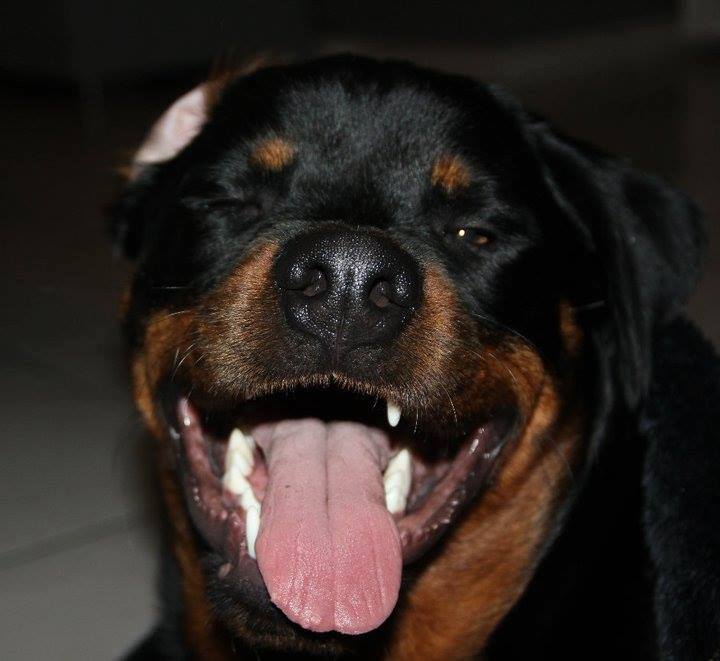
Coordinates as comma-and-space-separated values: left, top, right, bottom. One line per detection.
1, 2, 718, 657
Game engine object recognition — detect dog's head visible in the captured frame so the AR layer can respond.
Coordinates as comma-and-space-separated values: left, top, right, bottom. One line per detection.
111, 56, 704, 657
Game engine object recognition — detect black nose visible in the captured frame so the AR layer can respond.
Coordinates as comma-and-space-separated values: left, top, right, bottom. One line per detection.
275, 227, 422, 360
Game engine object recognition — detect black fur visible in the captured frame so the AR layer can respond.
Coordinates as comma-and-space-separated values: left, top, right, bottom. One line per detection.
643, 319, 720, 661
111, 55, 718, 659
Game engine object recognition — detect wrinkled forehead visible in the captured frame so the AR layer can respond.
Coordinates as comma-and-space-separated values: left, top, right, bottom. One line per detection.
188, 73, 531, 231
270, 81, 460, 167
201, 69, 514, 191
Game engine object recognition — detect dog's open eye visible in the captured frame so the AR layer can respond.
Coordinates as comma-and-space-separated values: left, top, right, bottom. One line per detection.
449, 227, 492, 247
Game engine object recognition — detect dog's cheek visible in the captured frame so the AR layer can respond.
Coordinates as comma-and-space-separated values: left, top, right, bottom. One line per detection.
389, 385, 583, 658
125, 246, 284, 658
127, 311, 232, 658
391, 265, 468, 407
194, 242, 285, 395
130, 309, 198, 438
393, 262, 560, 425
391, 264, 517, 423
387, 307, 586, 659
128, 242, 280, 428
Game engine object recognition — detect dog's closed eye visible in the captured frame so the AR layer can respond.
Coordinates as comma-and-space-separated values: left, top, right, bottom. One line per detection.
182, 196, 265, 218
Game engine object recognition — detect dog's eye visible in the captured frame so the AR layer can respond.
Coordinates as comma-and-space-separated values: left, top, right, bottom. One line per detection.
450, 227, 492, 247
183, 197, 263, 218
206, 198, 241, 209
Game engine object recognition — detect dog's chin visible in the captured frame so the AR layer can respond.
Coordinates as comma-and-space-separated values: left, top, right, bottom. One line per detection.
159, 380, 515, 650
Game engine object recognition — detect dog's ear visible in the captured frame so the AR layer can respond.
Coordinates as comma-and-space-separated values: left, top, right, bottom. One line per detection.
110, 78, 230, 259
131, 84, 210, 178
109, 56, 271, 259
527, 119, 705, 411
109, 83, 212, 259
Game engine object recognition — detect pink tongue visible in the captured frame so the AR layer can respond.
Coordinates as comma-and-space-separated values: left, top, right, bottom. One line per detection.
252, 419, 402, 635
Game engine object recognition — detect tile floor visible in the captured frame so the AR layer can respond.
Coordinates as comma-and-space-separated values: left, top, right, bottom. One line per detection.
2, 37, 718, 660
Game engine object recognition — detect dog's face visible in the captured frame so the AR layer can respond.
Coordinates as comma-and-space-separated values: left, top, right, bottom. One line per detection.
112, 56, 703, 657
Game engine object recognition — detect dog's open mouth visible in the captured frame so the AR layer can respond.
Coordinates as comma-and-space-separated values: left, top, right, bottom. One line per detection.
161, 383, 511, 635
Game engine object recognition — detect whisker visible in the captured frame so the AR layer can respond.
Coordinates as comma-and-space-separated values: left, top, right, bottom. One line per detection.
439, 383, 458, 427
170, 347, 180, 374
487, 349, 519, 386
172, 342, 198, 381
456, 342, 489, 365
571, 300, 606, 312
151, 285, 191, 291
468, 311, 541, 356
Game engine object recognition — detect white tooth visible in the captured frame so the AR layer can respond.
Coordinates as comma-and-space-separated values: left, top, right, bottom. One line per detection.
223, 464, 250, 495
222, 433, 261, 559
229, 452, 253, 478
223, 464, 261, 509
245, 505, 260, 559
387, 401, 401, 427
239, 483, 260, 513
386, 448, 411, 480
383, 448, 411, 514
226, 428, 255, 477
384, 471, 405, 492
223, 463, 262, 559
385, 488, 404, 515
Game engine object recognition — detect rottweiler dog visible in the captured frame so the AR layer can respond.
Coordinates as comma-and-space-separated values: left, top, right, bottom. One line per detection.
112, 55, 720, 660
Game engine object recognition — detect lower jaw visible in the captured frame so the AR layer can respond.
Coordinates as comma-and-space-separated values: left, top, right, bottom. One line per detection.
169, 395, 512, 636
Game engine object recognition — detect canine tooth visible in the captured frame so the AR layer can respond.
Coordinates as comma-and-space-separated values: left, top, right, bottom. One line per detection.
240, 483, 260, 513
226, 428, 255, 477
223, 464, 261, 510
385, 487, 405, 515
229, 452, 252, 478
383, 448, 411, 514
384, 471, 405, 492
386, 448, 411, 479
387, 401, 401, 427
223, 464, 250, 496
245, 505, 260, 559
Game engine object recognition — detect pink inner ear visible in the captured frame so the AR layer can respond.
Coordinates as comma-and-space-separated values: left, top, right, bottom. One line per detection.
131, 85, 208, 176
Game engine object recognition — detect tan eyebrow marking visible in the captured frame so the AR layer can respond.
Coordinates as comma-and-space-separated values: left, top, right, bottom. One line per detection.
249, 137, 296, 171
430, 154, 471, 193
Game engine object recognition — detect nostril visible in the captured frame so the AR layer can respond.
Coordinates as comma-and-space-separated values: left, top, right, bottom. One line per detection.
301, 268, 327, 298
369, 279, 392, 309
